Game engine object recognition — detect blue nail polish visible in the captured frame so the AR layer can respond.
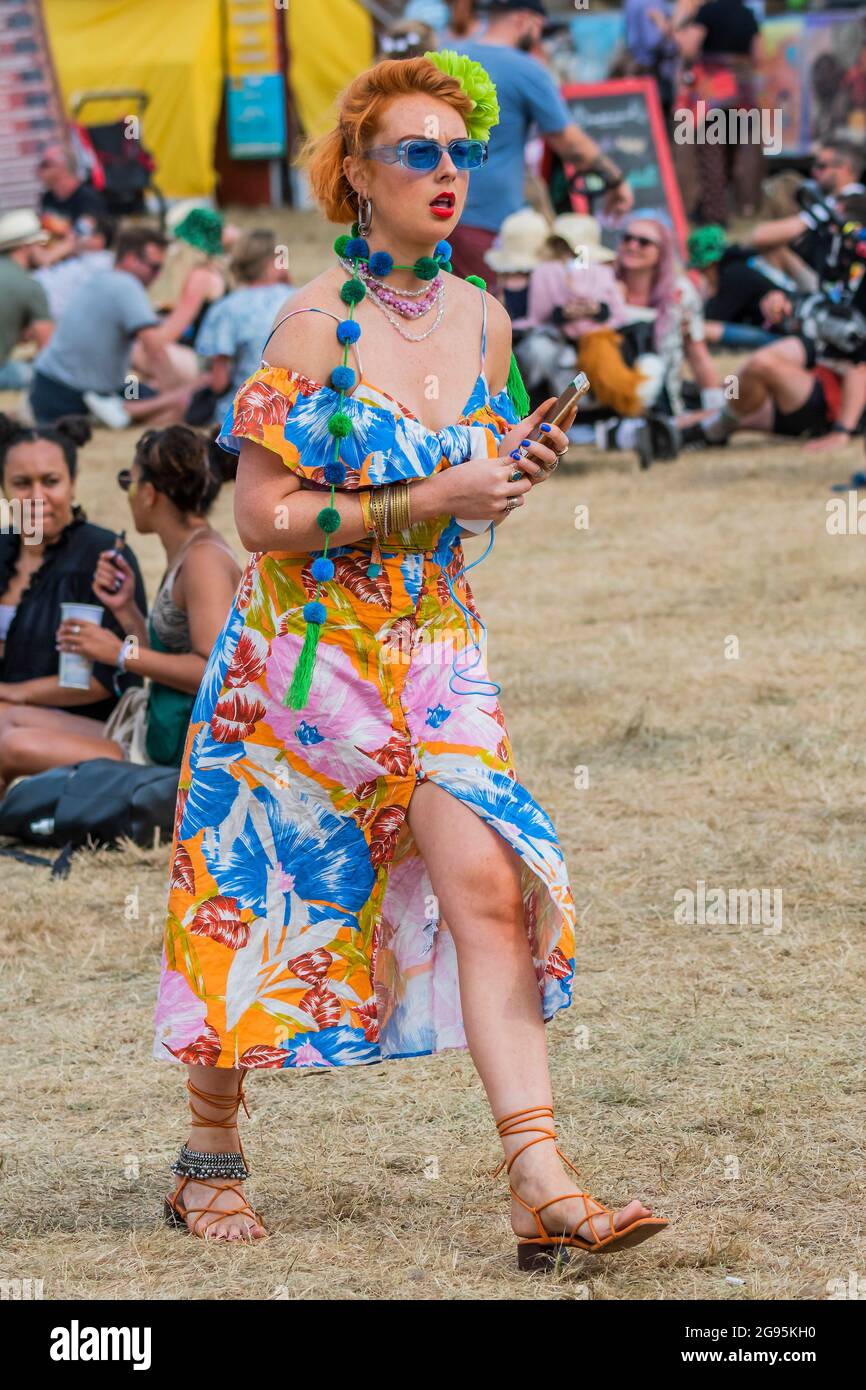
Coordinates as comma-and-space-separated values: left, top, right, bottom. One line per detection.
521, 438, 530, 446
510, 450, 520, 459
540, 422, 551, 432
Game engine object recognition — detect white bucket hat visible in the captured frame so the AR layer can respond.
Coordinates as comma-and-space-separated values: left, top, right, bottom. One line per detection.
484, 208, 551, 273
0, 208, 49, 253
549, 213, 615, 264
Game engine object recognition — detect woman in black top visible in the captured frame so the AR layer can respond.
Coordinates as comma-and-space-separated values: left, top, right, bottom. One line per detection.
0, 415, 147, 726
668, 0, 765, 225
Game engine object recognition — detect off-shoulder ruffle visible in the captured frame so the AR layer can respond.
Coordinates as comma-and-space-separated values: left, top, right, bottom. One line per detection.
216, 366, 518, 489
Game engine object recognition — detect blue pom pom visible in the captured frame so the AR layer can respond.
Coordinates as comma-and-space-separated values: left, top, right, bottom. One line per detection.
324, 461, 347, 484
303, 600, 327, 625
311, 557, 334, 581
435, 239, 452, 261
368, 250, 393, 277
331, 365, 355, 391
344, 236, 369, 260
336, 319, 361, 344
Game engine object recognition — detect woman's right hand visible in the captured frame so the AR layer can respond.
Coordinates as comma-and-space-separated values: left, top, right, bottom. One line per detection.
93, 549, 137, 612
439, 454, 533, 520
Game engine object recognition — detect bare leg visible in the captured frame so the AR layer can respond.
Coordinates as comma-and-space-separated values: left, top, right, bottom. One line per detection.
0, 726, 124, 787
167, 1064, 266, 1242
0, 703, 109, 737
729, 339, 813, 424
130, 340, 201, 391
407, 778, 654, 1242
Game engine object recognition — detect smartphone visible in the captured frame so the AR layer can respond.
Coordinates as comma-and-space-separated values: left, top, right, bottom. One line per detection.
109, 531, 126, 592
510, 372, 591, 476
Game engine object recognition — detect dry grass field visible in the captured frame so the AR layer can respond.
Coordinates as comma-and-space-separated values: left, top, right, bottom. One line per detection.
1, 209, 864, 1301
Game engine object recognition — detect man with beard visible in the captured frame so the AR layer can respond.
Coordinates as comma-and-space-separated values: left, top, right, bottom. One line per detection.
449, 0, 634, 286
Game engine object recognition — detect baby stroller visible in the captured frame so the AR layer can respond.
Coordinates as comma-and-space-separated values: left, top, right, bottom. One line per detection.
69, 89, 164, 222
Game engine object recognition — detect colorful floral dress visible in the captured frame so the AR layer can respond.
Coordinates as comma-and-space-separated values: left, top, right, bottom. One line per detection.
153, 295, 577, 1071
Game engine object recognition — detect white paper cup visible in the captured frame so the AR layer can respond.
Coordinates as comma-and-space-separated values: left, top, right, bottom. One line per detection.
59, 601, 104, 690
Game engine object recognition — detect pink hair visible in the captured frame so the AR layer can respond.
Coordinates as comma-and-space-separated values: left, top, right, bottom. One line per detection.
614, 217, 679, 349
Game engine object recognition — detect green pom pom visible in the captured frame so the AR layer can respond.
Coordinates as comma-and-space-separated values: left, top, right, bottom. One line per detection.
465, 273, 487, 290
316, 506, 342, 534
340, 277, 366, 305
327, 411, 352, 438
441, 260, 452, 273
413, 255, 440, 281
423, 49, 501, 142
333, 233, 351, 257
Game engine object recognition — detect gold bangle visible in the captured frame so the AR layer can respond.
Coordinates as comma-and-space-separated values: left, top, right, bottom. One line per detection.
367, 483, 412, 542
359, 489, 374, 535
370, 488, 388, 540
398, 482, 411, 533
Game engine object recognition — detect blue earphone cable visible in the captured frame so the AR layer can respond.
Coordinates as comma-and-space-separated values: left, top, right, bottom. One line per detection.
444, 522, 502, 699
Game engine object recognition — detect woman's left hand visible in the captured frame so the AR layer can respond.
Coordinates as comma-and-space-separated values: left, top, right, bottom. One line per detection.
499, 397, 576, 483
56, 619, 123, 666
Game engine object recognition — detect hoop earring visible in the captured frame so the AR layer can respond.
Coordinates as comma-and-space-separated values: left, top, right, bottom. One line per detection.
357, 195, 373, 236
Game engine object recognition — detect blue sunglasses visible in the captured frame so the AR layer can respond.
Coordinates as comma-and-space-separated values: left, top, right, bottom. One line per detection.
362, 138, 488, 172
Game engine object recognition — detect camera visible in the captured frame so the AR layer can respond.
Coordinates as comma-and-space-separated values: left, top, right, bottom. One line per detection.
786, 183, 866, 362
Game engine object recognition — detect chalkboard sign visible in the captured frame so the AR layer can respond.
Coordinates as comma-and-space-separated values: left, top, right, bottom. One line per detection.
558, 78, 688, 255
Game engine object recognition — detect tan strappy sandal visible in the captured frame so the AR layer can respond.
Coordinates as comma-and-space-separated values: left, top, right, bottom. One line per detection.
493, 1104, 668, 1270
164, 1072, 267, 1239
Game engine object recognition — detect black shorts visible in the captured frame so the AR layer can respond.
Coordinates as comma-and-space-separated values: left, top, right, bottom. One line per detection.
772, 378, 831, 439
29, 370, 157, 426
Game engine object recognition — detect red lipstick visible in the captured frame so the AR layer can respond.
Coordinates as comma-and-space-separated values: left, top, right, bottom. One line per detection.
429, 191, 455, 219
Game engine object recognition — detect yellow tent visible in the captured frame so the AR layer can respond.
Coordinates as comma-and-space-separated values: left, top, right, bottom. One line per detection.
43, 0, 223, 199
287, 0, 374, 140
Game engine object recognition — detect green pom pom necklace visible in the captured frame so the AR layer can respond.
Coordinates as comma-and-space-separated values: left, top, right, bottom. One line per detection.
282, 230, 453, 711
284, 227, 530, 712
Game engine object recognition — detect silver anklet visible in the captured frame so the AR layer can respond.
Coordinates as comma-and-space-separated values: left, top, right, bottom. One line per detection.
171, 1144, 249, 1181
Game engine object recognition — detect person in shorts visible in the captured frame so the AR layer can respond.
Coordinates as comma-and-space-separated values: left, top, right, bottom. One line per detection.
29, 226, 194, 429
681, 334, 866, 452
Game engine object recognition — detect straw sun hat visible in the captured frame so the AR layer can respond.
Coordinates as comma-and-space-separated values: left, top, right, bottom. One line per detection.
0, 208, 49, 253
548, 213, 615, 264
484, 208, 551, 273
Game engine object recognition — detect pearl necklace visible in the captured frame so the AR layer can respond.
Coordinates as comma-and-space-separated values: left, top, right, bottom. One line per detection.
340, 254, 446, 340
344, 257, 437, 297
365, 278, 446, 340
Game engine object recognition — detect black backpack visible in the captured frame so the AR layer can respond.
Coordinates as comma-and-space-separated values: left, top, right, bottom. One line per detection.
0, 759, 180, 850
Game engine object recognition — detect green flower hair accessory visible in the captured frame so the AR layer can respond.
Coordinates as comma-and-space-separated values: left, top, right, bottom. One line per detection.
424, 48, 500, 142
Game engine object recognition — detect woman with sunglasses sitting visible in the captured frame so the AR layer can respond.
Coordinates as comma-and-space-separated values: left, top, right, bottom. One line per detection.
0, 414, 149, 773
0, 425, 241, 785
615, 217, 722, 428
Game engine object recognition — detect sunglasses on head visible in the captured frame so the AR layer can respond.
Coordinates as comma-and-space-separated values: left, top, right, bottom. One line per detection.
363, 137, 488, 171
621, 232, 660, 249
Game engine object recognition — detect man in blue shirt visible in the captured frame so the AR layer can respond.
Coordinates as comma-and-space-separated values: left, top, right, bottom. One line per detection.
450, 0, 633, 284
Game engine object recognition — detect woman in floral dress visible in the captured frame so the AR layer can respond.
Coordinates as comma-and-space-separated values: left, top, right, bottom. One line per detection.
153, 52, 668, 1263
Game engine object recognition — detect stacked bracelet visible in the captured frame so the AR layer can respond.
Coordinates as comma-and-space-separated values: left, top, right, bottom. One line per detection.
359, 482, 412, 573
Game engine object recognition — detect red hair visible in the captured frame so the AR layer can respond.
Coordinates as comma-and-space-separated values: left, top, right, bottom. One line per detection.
299, 57, 474, 225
